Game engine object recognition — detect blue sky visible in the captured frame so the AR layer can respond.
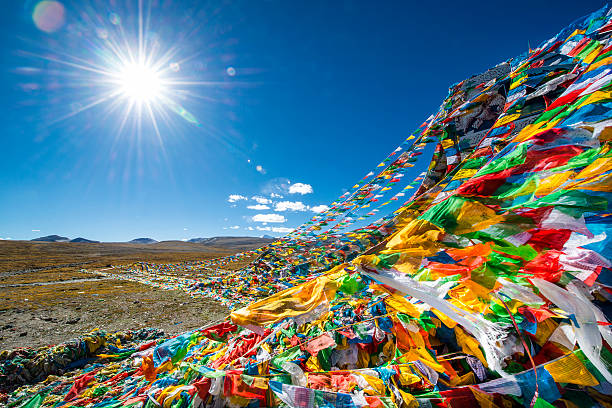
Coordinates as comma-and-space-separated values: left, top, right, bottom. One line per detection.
0, 0, 606, 242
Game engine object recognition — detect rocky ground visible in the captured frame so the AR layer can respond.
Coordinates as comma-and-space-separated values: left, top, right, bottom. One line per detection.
0, 278, 228, 350
0, 240, 260, 350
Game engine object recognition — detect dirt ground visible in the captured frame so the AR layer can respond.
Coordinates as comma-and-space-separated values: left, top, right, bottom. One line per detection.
0, 241, 259, 350
0, 279, 229, 350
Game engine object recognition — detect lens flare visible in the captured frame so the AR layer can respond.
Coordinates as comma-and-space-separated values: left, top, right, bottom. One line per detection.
32, 1, 65, 33
16, 0, 251, 149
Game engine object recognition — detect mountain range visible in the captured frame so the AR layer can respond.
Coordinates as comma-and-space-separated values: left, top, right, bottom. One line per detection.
32, 235, 100, 243
29, 235, 274, 247
31, 235, 71, 242
129, 238, 158, 244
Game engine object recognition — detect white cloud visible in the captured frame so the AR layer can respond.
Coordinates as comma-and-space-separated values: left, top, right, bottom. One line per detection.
270, 193, 283, 198
183, 227, 188, 231
256, 226, 293, 233
252, 196, 272, 204
228, 194, 247, 203
229, 225, 240, 230
272, 227, 293, 233
256, 165, 266, 174
310, 204, 330, 213
274, 201, 308, 212
247, 204, 270, 210
32, 229, 40, 232
262, 177, 291, 196
289, 182, 313, 195
252, 214, 286, 223
246, 226, 254, 231
1, 237, 12, 240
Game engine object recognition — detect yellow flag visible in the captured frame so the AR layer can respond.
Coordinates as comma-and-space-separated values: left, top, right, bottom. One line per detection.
230, 265, 346, 328
544, 353, 599, 386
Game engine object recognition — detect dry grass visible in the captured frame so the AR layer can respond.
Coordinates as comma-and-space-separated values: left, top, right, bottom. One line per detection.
0, 240, 266, 350
0, 240, 239, 284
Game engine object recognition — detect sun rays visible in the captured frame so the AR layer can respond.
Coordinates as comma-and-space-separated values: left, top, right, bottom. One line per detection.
23, 0, 211, 143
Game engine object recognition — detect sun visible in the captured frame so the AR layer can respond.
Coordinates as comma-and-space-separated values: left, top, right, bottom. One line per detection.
22, 1, 207, 134
116, 62, 164, 103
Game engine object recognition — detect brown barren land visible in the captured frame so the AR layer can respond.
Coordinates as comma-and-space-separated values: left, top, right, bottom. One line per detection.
0, 239, 265, 349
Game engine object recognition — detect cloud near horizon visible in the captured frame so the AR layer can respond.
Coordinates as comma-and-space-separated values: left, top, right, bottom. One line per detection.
227, 182, 320, 231
257, 226, 293, 233
252, 213, 286, 223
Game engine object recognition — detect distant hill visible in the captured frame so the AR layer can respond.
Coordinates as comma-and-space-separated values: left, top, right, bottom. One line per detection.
27, 236, 270, 251
128, 238, 158, 244
70, 237, 100, 243
31, 235, 70, 242
187, 238, 214, 244
185, 236, 273, 249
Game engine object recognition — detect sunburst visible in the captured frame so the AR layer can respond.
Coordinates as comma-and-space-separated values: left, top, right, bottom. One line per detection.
115, 62, 164, 103
22, 0, 223, 142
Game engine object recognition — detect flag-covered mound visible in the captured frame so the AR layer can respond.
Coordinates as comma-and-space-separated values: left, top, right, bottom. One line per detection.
6, 6, 612, 407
